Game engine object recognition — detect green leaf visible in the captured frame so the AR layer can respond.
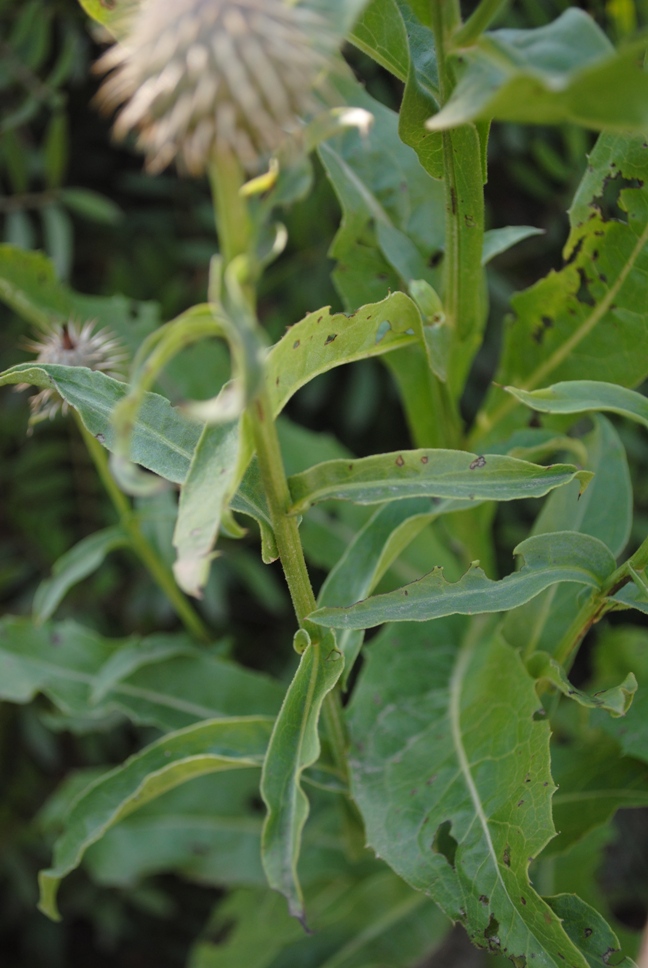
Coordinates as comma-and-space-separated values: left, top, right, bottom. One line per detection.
266, 291, 420, 415
544, 894, 634, 968
479, 133, 648, 443
0, 617, 283, 732
0, 363, 202, 485
38, 716, 274, 919
33, 525, 129, 624
318, 73, 445, 310
311, 532, 615, 630
74, 0, 136, 38
505, 380, 648, 429
528, 652, 636, 717
0, 244, 159, 357
548, 736, 648, 857
86, 777, 265, 890
172, 419, 248, 597
318, 497, 474, 682
501, 417, 632, 657
482, 225, 544, 265
60, 188, 124, 225
428, 10, 648, 132
591, 626, 648, 764
288, 449, 592, 515
261, 634, 344, 923
190, 871, 448, 968
349, 0, 409, 80
347, 624, 589, 966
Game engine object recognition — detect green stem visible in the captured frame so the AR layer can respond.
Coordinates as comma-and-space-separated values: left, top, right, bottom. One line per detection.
76, 416, 210, 643
452, 0, 509, 46
431, 1, 485, 400
249, 387, 349, 784
553, 533, 648, 667
210, 149, 350, 785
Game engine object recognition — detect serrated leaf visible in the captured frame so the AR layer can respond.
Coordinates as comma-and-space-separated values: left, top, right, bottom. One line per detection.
0, 617, 283, 732
311, 532, 615, 630
261, 634, 344, 923
347, 624, 589, 966
505, 380, 648, 429
288, 449, 592, 515
479, 133, 648, 443
38, 716, 274, 919
33, 526, 129, 624
0, 363, 202, 484
428, 10, 648, 132
528, 652, 636, 717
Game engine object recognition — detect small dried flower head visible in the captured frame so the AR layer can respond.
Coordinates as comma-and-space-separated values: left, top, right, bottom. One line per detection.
21, 320, 127, 426
97, 0, 339, 175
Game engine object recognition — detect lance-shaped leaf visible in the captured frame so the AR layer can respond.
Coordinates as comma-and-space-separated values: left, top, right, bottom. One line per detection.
0, 363, 201, 484
310, 532, 615, 630
478, 132, 648, 444
172, 418, 249, 597
261, 633, 344, 923
544, 894, 635, 968
527, 652, 636, 717
33, 526, 129, 624
0, 617, 283, 732
505, 380, 648, 430
266, 291, 420, 415
39, 716, 273, 919
347, 624, 590, 966
317, 497, 472, 684
288, 449, 592, 515
482, 226, 544, 265
427, 10, 648, 133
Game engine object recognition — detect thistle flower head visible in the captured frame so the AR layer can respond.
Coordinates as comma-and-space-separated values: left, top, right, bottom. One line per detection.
21, 320, 127, 427
97, 0, 339, 175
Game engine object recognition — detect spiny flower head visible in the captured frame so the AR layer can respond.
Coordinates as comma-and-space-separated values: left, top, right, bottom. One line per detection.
21, 320, 127, 426
97, 0, 339, 175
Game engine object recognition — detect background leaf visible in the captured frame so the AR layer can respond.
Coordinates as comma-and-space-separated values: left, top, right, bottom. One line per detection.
39, 716, 274, 919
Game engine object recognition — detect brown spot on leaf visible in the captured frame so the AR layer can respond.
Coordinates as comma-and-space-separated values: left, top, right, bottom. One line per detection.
395, 454, 405, 467
421, 455, 429, 464
293, 339, 300, 349
470, 455, 486, 470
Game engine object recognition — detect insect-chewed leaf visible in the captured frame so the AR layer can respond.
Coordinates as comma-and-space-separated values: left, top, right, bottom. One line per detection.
266, 291, 420, 415
347, 623, 593, 966
288, 449, 592, 515
38, 715, 274, 920
479, 132, 648, 443
310, 531, 616, 630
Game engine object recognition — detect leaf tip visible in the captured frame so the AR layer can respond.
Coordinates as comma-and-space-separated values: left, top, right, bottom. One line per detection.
37, 870, 61, 922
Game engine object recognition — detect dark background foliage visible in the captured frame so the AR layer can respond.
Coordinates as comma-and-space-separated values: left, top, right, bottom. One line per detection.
1, 0, 646, 965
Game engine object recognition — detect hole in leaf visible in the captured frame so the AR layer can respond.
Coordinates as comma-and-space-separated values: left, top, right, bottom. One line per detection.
575, 268, 596, 306
432, 820, 458, 869
511, 956, 527, 968
484, 915, 499, 939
